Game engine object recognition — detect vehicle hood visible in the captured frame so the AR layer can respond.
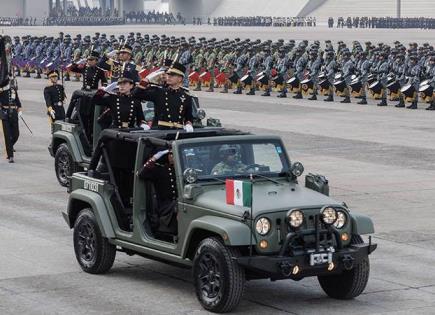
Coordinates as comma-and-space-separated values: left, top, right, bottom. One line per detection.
189, 181, 342, 218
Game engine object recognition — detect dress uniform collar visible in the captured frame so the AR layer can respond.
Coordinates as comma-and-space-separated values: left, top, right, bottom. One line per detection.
167, 86, 181, 93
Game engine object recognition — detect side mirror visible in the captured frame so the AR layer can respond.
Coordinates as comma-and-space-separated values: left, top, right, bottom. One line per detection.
183, 184, 204, 200
291, 162, 304, 177
183, 168, 198, 184
197, 108, 206, 120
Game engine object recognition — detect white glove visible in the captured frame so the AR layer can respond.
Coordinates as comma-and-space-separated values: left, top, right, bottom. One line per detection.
184, 124, 194, 133
50, 110, 56, 120
140, 123, 150, 130
18, 111, 23, 117
152, 149, 169, 161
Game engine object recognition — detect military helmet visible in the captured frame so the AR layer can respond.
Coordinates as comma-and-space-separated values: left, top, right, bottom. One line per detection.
219, 145, 239, 157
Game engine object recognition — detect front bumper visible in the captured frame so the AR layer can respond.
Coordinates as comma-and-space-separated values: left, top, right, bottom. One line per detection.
237, 242, 377, 280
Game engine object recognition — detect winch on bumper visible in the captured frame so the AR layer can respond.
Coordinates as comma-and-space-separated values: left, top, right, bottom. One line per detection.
237, 226, 377, 280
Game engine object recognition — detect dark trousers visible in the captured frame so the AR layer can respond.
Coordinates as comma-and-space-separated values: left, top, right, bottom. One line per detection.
0, 110, 19, 158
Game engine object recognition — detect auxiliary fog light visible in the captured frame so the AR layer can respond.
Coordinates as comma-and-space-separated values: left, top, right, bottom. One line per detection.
328, 262, 335, 271
320, 206, 338, 225
292, 265, 300, 275
259, 240, 269, 249
341, 233, 349, 242
288, 209, 304, 228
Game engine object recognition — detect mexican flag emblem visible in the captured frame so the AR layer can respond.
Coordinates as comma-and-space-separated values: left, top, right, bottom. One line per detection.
225, 179, 252, 207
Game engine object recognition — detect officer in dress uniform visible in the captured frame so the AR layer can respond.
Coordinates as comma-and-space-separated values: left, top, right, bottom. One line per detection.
43, 70, 66, 123
99, 43, 140, 84
66, 50, 107, 120
69, 50, 107, 90
134, 62, 194, 132
0, 80, 22, 163
94, 73, 146, 130
137, 149, 178, 236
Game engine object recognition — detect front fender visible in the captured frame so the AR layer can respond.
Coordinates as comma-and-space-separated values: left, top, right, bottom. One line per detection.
67, 189, 115, 238
351, 212, 375, 235
52, 131, 83, 163
182, 216, 252, 257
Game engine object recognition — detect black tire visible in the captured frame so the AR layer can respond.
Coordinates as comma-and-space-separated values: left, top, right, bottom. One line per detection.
318, 235, 370, 299
193, 237, 245, 313
54, 143, 80, 187
73, 208, 116, 274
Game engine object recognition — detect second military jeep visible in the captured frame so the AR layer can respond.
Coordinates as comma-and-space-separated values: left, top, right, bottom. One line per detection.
63, 128, 376, 313
49, 89, 220, 187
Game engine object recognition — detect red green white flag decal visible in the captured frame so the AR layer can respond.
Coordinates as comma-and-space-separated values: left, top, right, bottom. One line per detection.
226, 179, 252, 207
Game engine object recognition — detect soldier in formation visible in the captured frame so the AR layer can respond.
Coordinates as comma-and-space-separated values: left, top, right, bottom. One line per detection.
10, 32, 435, 111
329, 16, 435, 29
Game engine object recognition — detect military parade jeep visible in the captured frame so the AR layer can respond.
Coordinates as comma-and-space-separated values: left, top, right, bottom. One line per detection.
48, 89, 220, 187
63, 128, 376, 313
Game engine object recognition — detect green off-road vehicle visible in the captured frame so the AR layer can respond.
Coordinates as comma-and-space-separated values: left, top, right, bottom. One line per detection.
49, 89, 220, 187
63, 128, 376, 313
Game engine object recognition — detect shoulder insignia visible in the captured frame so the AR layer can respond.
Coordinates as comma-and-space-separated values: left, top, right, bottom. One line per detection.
181, 86, 191, 95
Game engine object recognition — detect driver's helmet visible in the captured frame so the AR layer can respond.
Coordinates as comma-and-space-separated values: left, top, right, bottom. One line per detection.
219, 144, 240, 158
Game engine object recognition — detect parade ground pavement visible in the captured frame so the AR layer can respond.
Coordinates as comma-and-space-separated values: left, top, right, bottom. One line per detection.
2, 69, 435, 313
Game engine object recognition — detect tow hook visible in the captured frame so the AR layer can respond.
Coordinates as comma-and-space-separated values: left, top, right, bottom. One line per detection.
279, 262, 293, 277
342, 255, 355, 270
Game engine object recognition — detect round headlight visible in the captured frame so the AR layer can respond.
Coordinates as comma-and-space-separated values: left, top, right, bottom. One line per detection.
288, 210, 304, 228
334, 211, 347, 229
255, 217, 271, 235
321, 206, 337, 225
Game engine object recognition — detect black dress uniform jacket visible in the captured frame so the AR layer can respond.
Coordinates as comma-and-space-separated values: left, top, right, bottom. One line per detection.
70, 64, 107, 90
133, 85, 193, 129
137, 157, 178, 233
94, 92, 145, 129
0, 88, 22, 159
43, 83, 66, 121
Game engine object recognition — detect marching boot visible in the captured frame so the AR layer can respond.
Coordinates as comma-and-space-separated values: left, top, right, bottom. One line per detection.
293, 92, 303, 99
8, 157, 14, 163
206, 85, 214, 92
308, 94, 317, 101
193, 81, 202, 91
233, 86, 242, 94
64, 73, 70, 81
340, 96, 351, 103
35, 70, 41, 79
357, 97, 368, 105
377, 98, 387, 106
246, 87, 255, 95
277, 91, 287, 98
16, 69, 21, 77
220, 84, 228, 93
406, 101, 417, 109
24, 71, 31, 78
261, 89, 271, 96
426, 101, 435, 110
324, 94, 334, 102
395, 97, 405, 108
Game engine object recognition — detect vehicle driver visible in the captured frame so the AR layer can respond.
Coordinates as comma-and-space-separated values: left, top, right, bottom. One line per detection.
210, 145, 247, 175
